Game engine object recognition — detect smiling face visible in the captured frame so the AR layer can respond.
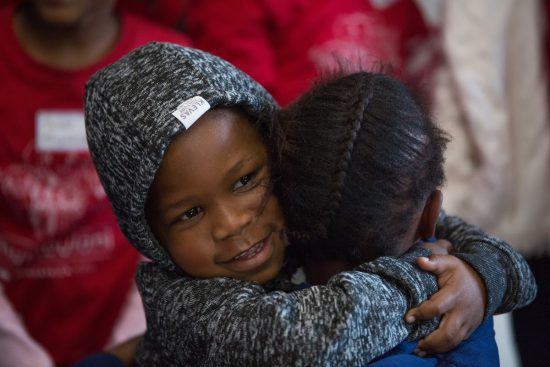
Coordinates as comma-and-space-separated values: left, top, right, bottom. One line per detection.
147, 108, 286, 284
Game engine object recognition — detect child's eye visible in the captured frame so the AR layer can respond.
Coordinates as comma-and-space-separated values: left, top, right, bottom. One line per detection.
179, 207, 203, 222
233, 171, 258, 191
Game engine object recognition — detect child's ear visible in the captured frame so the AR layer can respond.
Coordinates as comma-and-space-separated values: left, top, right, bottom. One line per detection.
415, 190, 443, 239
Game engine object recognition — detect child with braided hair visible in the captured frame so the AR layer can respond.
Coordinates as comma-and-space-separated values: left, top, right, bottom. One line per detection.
83, 43, 535, 366
272, 71, 522, 364
275, 71, 450, 275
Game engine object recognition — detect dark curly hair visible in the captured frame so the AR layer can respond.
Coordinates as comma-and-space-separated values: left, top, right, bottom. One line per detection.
272, 72, 448, 264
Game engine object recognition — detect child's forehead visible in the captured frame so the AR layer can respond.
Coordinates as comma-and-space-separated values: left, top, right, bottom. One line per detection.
205, 107, 254, 122
174, 107, 265, 154
148, 108, 268, 198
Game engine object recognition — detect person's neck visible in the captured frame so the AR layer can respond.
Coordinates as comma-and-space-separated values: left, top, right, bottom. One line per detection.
303, 258, 355, 285
13, 4, 119, 70
302, 236, 414, 285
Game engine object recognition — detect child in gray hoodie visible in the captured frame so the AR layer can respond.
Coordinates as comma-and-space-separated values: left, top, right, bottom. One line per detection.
84, 42, 535, 366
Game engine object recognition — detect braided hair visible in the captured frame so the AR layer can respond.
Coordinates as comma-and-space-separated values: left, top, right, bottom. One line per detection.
273, 72, 448, 264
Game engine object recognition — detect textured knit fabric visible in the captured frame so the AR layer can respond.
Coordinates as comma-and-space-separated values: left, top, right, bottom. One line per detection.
132, 210, 534, 367
272, 263, 498, 367
85, 43, 535, 366
436, 211, 537, 316
134, 245, 438, 367
0, 5, 189, 366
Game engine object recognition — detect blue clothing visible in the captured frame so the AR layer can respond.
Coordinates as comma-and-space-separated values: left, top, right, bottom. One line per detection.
71, 353, 125, 367
367, 317, 499, 367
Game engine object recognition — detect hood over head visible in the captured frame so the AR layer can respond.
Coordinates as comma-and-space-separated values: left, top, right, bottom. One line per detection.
85, 42, 277, 270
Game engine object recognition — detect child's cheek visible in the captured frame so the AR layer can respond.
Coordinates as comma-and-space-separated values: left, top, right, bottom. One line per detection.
166, 229, 217, 278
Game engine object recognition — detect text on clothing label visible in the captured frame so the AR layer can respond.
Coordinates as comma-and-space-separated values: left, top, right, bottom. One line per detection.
172, 96, 211, 130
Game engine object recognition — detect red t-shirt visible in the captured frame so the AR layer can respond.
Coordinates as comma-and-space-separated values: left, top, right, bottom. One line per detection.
0, 5, 189, 366
182, 0, 438, 105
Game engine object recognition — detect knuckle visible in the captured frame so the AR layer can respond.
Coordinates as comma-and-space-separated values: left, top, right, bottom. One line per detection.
441, 240, 453, 251
435, 302, 446, 315
428, 254, 443, 267
436, 240, 453, 254
443, 294, 457, 309
433, 254, 453, 268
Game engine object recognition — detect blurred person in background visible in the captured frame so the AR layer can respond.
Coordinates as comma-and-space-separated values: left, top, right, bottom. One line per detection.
185, 0, 440, 106
121, 0, 550, 366
0, 0, 189, 366
429, 2, 550, 367
120, 0, 441, 105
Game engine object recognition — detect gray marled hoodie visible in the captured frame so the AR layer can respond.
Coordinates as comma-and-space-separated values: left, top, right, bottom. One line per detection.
85, 43, 536, 367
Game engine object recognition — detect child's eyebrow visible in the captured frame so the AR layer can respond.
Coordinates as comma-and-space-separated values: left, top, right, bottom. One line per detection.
164, 196, 199, 214
224, 155, 255, 180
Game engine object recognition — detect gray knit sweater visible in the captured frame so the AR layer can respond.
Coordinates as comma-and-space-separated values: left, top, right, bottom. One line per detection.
83, 43, 536, 367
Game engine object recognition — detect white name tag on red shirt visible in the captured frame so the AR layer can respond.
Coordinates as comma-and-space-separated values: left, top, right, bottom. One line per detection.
35, 110, 88, 152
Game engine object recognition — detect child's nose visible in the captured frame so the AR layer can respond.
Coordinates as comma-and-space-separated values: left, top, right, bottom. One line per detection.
211, 203, 254, 241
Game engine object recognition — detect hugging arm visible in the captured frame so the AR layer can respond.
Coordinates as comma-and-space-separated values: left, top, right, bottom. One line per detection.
435, 210, 537, 316
134, 247, 438, 367
134, 213, 536, 366
394, 211, 536, 355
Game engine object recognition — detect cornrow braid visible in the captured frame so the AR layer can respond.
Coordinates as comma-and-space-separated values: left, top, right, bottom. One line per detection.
318, 74, 374, 238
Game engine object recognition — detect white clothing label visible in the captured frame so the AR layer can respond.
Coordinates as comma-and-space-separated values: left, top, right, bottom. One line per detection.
172, 96, 211, 129
35, 110, 88, 152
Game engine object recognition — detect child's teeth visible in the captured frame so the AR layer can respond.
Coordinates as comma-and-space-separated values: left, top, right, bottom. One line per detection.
234, 241, 264, 260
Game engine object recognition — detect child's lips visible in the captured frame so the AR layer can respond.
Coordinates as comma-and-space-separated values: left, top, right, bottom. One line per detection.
232, 240, 266, 261
221, 233, 274, 272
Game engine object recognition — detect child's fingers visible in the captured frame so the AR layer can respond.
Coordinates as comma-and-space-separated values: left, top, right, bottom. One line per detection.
405, 291, 456, 323
416, 257, 436, 272
416, 254, 456, 275
433, 239, 453, 254
420, 239, 452, 255
415, 315, 467, 354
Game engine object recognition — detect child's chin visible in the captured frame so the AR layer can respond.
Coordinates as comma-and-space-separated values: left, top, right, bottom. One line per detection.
246, 260, 283, 285
254, 270, 278, 285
